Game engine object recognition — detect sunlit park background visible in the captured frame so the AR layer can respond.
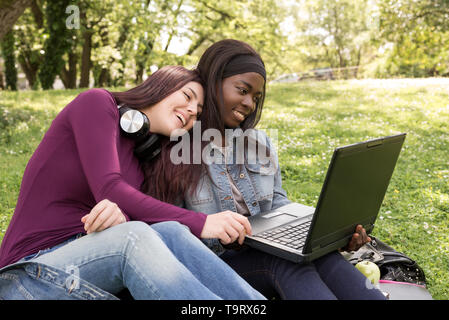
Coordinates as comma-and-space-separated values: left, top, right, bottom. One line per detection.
1, 0, 449, 299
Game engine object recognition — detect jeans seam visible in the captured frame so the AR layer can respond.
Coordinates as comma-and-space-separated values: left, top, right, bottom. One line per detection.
121, 230, 162, 299
0, 273, 34, 300
58, 252, 161, 299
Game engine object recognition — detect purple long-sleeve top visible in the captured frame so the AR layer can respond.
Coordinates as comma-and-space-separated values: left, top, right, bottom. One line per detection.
0, 89, 207, 268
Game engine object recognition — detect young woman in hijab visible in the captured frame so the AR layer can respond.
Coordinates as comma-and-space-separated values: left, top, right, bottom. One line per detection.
0, 66, 265, 300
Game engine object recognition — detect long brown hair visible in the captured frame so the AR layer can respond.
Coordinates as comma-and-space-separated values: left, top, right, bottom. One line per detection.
196, 39, 266, 134
111, 66, 205, 204
196, 39, 269, 179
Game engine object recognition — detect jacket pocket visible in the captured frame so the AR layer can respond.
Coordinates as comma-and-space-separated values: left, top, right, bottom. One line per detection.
245, 164, 274, 201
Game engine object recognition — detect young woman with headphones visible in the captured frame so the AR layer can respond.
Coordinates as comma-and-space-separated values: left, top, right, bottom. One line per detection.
0, 66, 264, 300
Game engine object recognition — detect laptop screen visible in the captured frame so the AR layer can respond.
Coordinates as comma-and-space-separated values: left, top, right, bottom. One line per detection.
304, 134, 406, 253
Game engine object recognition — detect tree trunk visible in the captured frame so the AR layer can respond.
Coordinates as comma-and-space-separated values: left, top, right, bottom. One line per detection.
97, 68, 110, 87
0, 69, 4, 89
97, 25, 111, 87
79, 30, 92, 88
1, 30, 18, 90
29, 0, 43, 29
135, 65, 144, 84
18, 53, 38, 88
0, 0, 32, 40
135, 38, 154, 84
354, 47, 362, 78
60, 50, 77, 88
67, 51, 77, 88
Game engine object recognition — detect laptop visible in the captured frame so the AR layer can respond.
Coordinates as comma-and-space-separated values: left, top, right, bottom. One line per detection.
244, 133, 406, 263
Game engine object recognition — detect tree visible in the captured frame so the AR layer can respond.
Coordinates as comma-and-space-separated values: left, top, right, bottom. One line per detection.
183, 0, 288, 77
1, 30, 18, 90
378, 0, 449, 77
38, 0, 73, 89
2, 0, 304, 90
14, 0, 44, 89
0, 0, 32, 40
292, 0, 377, 71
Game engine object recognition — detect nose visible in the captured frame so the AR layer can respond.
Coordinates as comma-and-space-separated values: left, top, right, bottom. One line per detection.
242, 95, 256, 113
185, 101, 199, 118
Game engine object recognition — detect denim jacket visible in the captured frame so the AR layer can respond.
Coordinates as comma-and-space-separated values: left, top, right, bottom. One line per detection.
181, 129, 291, 255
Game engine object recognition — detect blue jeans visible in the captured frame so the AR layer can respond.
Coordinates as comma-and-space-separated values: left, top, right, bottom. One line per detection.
220, 247, 387, 300
0, 221, 265, 300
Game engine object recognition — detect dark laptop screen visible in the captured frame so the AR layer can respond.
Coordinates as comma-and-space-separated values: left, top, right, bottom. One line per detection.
304, 134, 406, 252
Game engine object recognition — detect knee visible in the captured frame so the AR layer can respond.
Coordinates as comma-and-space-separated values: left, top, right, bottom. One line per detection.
120, 221, 193, 244
150, 221, 190, 235
115, 221, 160, 243
150, 221, 195, 244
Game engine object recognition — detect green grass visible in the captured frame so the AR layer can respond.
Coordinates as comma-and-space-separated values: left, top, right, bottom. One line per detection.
1, 79, 449, 299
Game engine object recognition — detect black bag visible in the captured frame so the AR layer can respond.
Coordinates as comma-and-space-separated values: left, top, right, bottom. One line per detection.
344, 236, 426, 286
343, 236, 432, 300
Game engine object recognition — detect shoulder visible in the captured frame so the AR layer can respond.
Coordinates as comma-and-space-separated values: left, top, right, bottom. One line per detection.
68, 88, 118, 118
240, 128, 277, 151
76, 88, 116, 107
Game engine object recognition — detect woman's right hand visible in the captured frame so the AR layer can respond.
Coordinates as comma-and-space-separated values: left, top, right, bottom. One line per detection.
200, 211, 252, 245
81, 199, 127, 234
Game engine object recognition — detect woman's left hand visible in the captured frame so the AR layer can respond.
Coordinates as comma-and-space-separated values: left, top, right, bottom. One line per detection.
81, 199, 127, 234
342, 225, 371, 252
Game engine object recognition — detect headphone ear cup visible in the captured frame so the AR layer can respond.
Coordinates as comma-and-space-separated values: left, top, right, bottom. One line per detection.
134, 133, 162, 161
119, 106, 150, 141
118, 104, 161, 162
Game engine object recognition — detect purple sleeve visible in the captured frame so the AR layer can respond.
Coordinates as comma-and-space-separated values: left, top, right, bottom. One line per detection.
67, 89, 207, 237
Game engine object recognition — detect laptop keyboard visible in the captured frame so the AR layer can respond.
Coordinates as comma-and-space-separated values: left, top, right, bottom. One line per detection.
255, 220, 312, 250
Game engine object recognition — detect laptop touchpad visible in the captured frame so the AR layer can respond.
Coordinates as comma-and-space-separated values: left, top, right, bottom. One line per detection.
262, 212, 297, 223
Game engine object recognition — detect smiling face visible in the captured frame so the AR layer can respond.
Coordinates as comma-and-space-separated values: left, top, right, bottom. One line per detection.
221, 72, 265, 128
141, 81, 204, 136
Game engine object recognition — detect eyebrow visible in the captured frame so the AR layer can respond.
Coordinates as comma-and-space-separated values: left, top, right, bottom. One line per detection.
187, 87, 197, 99
187, 87, 203, 108
238, 80, 262, 95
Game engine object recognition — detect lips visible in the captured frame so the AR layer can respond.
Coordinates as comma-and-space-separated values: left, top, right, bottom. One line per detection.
232, 109, 248, 122
174, 111, 188, 127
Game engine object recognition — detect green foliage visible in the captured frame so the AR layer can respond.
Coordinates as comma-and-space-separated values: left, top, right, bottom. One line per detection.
3, 0, 449, 87
0, 30, 18, 90
184, 0, 288, 77
14, 3, 45, 89
377, 0, 449, 77
5, 0, 289, 88
288, 0, 378, 71
38, 0, 73, 89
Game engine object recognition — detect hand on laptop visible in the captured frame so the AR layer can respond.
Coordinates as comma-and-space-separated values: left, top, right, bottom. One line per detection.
341, 225, 371, 252
200, 210, 252, 245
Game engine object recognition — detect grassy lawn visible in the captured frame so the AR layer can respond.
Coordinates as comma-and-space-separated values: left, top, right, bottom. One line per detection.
1, 79, 448, 299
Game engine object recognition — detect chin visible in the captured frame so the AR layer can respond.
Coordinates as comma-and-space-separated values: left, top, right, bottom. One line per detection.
224, 120, 240, 129
170, 127, 189, 137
